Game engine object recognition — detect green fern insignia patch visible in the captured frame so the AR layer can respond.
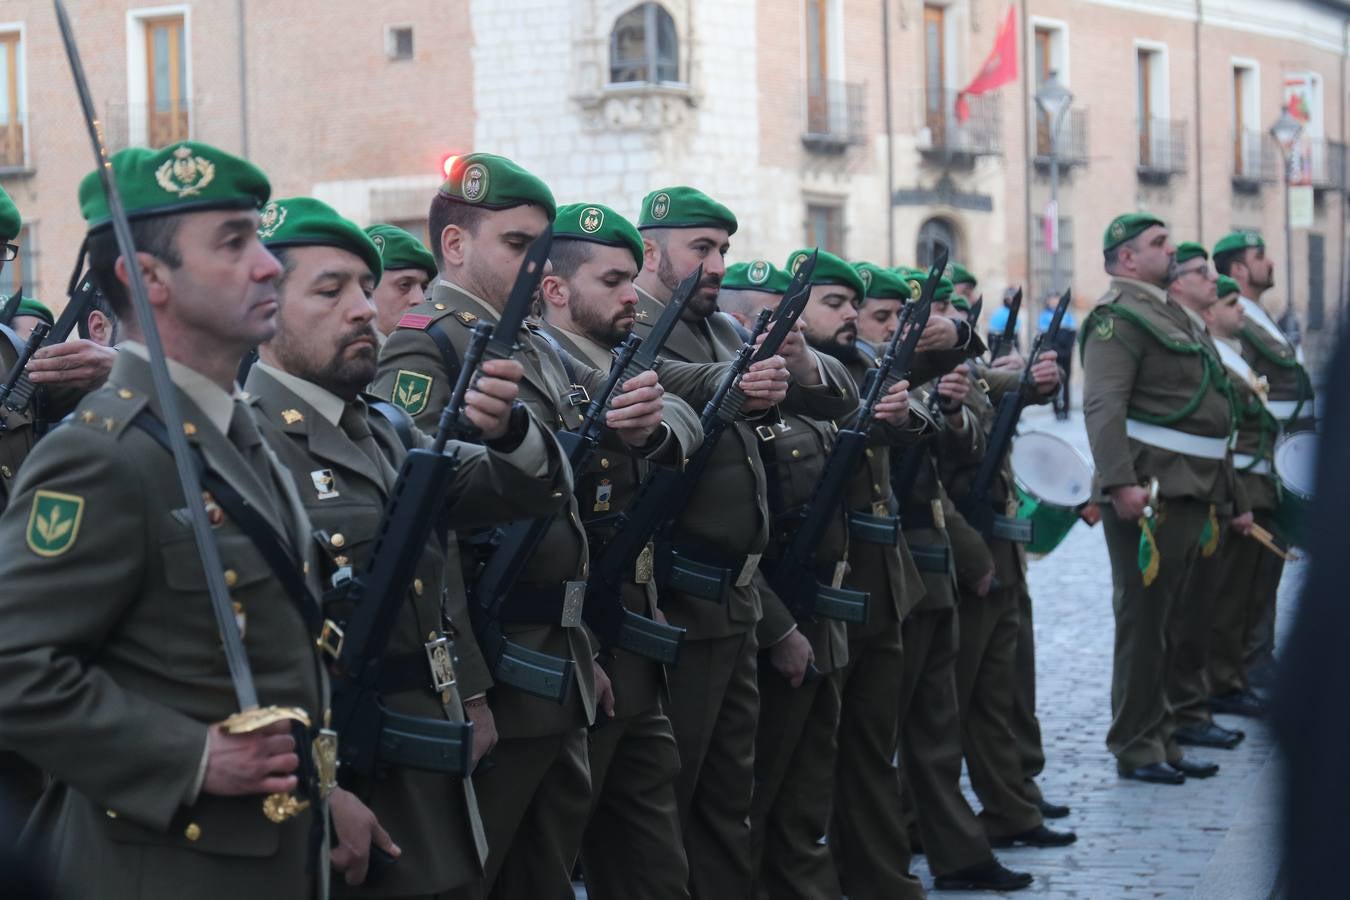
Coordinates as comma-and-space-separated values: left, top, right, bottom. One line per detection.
26, 490, 85, 558
393, 370, 433, 416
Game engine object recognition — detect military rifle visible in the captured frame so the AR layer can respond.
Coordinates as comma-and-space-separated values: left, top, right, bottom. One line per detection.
326, 321, 494, 782
989, 288, 1022, 360
1, 275, 101, 423
762, 250, 944, 623
585, 253, 817, 615
0, 322, 49, 427
580, 267, 704, 664
969, 296, 984, 332
958, 287, 1071, 540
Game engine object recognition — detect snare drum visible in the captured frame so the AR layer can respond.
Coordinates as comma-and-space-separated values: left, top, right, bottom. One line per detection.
1272, 430, 1316, 547
1011, 431, 1095, 555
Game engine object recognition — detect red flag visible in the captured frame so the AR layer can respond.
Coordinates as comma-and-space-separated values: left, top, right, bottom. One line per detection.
955, 6, 1018, 122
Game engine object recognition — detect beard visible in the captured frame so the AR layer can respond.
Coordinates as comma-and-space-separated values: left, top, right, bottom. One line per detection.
806, 324, 860, 364
657, 252, 720, 318
275, 322, 379, 400
569, 292, 633, 348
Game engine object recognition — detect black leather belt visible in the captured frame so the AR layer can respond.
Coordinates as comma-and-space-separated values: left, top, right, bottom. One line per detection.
848, 510, 900, 545
495, 580, 587, 627
907, 542, 951, 573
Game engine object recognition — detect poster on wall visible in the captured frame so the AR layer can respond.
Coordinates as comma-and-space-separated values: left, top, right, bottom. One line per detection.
1282, 72, 1321, 186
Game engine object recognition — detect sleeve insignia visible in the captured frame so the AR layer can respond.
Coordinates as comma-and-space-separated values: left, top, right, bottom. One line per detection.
455, 310, 478, 325
392, 370, 433, 416
1094, 316, 1114, 340
26, 490, 85, 558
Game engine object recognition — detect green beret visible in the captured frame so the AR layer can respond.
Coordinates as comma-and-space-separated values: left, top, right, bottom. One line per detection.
853, 261, 910, 302
0, 184, 20, 242
948, 262, 977, 287
1216, 275, 1241, 299
949, 294, 971, 312
12, 296, 52, 325
638, 186, 738, 235
1213, 231, 1264, 257
724, 259, 791, 294
258, 197, 382, 281
1103, 212, 1166, 251
80, 142, 270, 231
907, 272, 955, 304
1173, 242, 1209, 265
439, 153, 556, 221
553, 203, 644, 269
785, 248, 865, 301
365, 224, 436, 280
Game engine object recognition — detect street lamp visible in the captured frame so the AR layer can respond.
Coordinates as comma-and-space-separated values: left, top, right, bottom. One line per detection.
1035, 69, 1073, 350
1270, 105, 1303, 328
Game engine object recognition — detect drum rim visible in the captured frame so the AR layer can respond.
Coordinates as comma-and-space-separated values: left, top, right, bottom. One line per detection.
1011, 430, 1095, 508
1273, 430, 1317, 500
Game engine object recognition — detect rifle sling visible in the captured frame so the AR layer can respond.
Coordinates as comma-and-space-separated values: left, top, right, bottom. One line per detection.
131, 411, 322, 638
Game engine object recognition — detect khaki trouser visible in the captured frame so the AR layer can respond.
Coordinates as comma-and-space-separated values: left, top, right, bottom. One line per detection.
956, 581, 1043, 837
1010, 578, 1048, 805
898, 608, 994, 877
750, 666, 843, 900
1167, 516, 1230, 729
1101, 499, 1209, 770
664, 632, 759, 900
1209, 510, 1284, 695
474, 729, 591, 900
581, 700, 689, 900
1241, 509, 1287, 684
830, 622, 925, 900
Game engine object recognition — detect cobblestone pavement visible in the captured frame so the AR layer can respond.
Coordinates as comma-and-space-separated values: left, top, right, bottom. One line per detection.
578, 406, 1299, 899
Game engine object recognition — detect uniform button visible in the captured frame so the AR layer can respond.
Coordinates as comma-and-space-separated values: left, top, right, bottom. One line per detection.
117, 388, 134, 399
334, 555, 349, 568
105, 809, 118, 819
791, 449, 801, 458
223, 569, 239, 588
331, 534, 346, 548
434, 303, 447, 311
865, 448, 874, 459
182, 422, 197, 436
414, 578, 425, 596
600, 457, 610, 469
873, 483, 881, 493
551, 491, 563, 499
0, 465, 10, 478
184, 823, 202, 841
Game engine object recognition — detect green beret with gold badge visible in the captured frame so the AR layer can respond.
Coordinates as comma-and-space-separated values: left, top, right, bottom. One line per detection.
948, 262, 977, 287
1213, 231, 1264, 257
724, 260, 791, 294
853, 261, 910, 302
906, 271, 956, 305
1173, 242, 1209, 266
0, 184, 20, 242
1103, 212, 1166, 251
79, 141, 270, 231
785, 248, 865, 301
638, 186, 738, 235
1216, 275, 1241, 299
365, 224, 436, 280
439, 153, 556, 221
258, 197, 383, 280
553, 202, 644, 269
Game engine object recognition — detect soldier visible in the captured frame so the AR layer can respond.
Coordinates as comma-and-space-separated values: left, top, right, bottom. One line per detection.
1160, 244, 1250, 753
858, 264, 1032, 892
631, 188, 842, 898
1082, 214, 1235, 784
0, 141, 328, 897
372, 153, 675, 898
365, 224, 437, 341
926, 280, 1075, 850
9, 297, 52, 341
536, 202, 702, 900
1204, 275, 1279, 740
249, 196, 573, 895
1211, 230, 1313, 705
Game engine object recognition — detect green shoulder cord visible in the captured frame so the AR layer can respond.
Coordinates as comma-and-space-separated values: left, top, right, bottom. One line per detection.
1104, 304, 1233, 429
1242, 325, 1313, 422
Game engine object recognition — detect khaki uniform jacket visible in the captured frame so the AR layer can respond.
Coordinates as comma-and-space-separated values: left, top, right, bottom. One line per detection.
0, 326, 34, 513
631, 286, 857, 640
536, 320, 703, 718
1082, 278, 1236, 505
894, 385, 961, 612
1216, 336, 1280, 512
1238, 297, 1315, 428
246, 365, 570, 895
752, 409, 850, 675
0, 350, 325, 899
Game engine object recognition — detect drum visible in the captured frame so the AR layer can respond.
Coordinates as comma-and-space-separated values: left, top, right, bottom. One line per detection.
1011, 431, 1095, 555
1272, 430, 1317, 547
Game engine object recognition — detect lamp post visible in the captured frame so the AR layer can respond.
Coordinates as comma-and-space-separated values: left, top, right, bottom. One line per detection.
1035, 70, 1073, 346
1271, 105, 1303, 327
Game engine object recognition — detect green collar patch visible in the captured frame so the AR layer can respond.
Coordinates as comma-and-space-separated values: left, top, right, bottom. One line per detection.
392, 370, 432, 416
27, 490, 84, 557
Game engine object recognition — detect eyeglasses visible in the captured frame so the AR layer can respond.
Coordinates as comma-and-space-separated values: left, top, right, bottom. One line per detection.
1223, 296, 1240, 307
1175, 264, 1209, 279
0, 243, 18, 263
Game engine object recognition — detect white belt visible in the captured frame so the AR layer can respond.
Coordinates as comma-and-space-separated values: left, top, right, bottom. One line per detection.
1266, 399, 1305, 420
1125, 420, 1229, 460
1232, 453, 1272, 475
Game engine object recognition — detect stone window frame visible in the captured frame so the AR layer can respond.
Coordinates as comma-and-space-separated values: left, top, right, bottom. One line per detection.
608, 3, 683, 88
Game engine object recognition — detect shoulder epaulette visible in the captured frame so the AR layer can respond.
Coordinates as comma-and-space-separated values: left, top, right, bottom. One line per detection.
70, 383, 149, 440
396, 300, 463, 333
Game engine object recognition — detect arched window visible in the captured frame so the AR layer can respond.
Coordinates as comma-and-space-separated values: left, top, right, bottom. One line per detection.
610, 4, 679, 85
916, 217, 959, 268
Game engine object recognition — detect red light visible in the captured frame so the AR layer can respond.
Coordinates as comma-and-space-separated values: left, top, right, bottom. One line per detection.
440, 154, 459, 179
